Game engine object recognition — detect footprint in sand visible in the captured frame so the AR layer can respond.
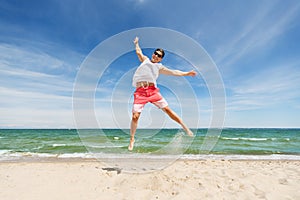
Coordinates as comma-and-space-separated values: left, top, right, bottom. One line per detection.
278, 178, 288, 185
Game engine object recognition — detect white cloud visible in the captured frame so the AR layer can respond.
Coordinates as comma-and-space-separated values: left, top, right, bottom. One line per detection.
214, 2, 300, 67
227, 62, 300, 111
0, 107, 74, 128
0, 44, 67, 71
0, 43, 79, 128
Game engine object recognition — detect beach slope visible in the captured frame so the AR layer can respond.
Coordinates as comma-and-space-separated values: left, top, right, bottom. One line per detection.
0, 160, 299, 200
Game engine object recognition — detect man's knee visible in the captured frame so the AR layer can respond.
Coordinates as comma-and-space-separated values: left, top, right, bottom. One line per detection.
132, 112, 140, 122
162, 106, 171, 114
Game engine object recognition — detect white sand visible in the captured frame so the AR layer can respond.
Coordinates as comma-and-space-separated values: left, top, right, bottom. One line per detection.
0, 159, 299, 200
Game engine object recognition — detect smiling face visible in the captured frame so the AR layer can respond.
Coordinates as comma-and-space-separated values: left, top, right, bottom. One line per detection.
151, 50, 164, 63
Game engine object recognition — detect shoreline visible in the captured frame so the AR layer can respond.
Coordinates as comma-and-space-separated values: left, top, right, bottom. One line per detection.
1, 159, 299, 200
1, 152, 300, 163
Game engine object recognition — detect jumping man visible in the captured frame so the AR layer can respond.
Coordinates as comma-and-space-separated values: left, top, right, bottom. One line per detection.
128, 37, 197, 151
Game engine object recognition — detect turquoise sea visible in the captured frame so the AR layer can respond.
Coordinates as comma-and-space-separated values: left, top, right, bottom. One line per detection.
1, 128, 300, 161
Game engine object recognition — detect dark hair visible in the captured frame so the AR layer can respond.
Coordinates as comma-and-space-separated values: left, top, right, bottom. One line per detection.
155, 48, 165, 58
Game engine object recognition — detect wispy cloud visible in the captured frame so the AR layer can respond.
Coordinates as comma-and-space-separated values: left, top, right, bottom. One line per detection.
227, 61, 300, 111
214, 1, 300, 67
0, 86, 74, 128
0, 43, 78, 128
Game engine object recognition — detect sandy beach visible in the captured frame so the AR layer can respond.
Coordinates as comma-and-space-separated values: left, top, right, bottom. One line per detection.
0, 159, 299, 200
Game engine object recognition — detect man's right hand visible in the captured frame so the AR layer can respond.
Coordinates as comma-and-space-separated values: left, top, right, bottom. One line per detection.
134, 37, 139, 45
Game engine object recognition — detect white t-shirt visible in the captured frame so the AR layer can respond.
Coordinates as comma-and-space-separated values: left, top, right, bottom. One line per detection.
132, 58, 165, 87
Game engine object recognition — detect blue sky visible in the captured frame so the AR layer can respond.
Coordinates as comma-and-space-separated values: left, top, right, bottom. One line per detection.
1, 0, 300, 128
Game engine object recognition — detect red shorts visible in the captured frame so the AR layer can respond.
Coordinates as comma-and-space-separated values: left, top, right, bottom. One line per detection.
132, 86, 168, 113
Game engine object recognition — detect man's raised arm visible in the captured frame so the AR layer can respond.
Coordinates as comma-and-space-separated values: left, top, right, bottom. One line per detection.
134, 37, 147, 62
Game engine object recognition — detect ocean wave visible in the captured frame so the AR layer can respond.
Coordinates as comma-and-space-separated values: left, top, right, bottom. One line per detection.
0, 150, 12, 155
1, 151, 300, 162
180, 154, 300, 161
221, 137, 273, 141
52, 144, 67, 147
56, 153, 95, 159
87, 144, 125, 149
0, 151, 94, 161
50, 143, 85, 148
221, 137, 292, 142
271, 138, 290, 141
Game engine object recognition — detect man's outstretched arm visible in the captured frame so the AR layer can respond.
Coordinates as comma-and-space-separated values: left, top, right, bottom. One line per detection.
160, 67, 197, 77
134, 37, 147, 62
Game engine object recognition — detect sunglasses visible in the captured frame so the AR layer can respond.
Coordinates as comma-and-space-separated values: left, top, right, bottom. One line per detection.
154, 51, 163, 58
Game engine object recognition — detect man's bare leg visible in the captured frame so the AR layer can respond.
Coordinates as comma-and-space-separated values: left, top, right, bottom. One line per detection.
128, 112, 141, 150
162, 106, 194, 136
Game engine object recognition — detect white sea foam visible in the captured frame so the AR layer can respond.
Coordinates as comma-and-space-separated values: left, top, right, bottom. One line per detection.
0, 150, 11, 155
221, 137, 268, 141
180, 154, 300, 161
52, 144, 67, 147
1, 152, 300, 162
57, 153, 94, 159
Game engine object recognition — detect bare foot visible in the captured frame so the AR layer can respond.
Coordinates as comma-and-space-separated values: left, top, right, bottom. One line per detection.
128, 139, 135, 151
186, 129, 194, 137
